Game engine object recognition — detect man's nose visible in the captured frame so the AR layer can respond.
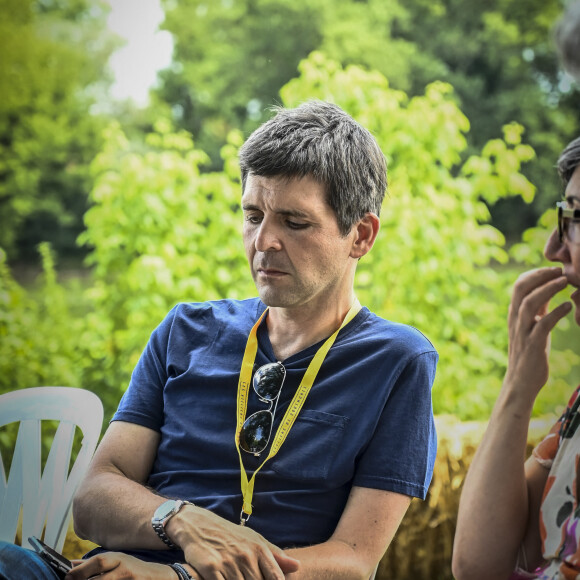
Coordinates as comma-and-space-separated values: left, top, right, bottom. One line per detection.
544, 227, 570, 263
255, 218, 282, 252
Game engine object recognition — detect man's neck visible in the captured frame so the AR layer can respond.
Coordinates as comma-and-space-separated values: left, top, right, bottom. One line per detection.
265, 293, 357, 361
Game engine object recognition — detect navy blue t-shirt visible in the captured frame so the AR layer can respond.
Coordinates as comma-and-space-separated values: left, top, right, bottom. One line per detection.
111, 297, 437, 556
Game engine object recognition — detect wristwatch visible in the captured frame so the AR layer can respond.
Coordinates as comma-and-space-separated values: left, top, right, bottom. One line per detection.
151, 499, 193, 549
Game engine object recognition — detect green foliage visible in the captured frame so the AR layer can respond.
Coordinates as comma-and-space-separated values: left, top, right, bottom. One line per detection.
157, 0, 323, 165
157, 0, 578, 240
0, 117, 253, 421
281, 52, 539, 417
0, 0, 116, 259
0, 244, 85, 391
2, 51, 576, 424
401, 0, 578, 240
0, 243, 98, 464
157, 0, 426, 166
75, 120, 255, 418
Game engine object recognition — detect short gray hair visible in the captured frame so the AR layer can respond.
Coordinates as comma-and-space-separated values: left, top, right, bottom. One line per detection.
557, 136, 580, 185
239, 100, 387, 236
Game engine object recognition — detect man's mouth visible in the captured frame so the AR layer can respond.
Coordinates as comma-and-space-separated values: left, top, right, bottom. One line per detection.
257, 267, 287, 277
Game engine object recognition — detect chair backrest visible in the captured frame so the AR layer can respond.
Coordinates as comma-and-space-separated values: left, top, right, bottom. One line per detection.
0, 387, 103, 551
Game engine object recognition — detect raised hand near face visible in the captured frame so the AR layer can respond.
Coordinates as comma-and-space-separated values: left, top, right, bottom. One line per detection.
503, 266, 572, 405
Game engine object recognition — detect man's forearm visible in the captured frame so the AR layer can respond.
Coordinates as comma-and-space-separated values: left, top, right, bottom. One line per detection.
73, 470, 170, 550
284, 540, 376, 580
282, 487, 410, 580
74, 469, 300, 578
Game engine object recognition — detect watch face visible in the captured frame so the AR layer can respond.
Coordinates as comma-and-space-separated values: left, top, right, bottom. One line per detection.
154, 500, 179, 522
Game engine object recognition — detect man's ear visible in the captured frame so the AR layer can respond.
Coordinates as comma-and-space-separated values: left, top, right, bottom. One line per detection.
349, 212, 380, 259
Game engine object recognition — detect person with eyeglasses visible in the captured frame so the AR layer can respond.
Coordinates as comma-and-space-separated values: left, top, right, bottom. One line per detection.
0, 101, 438, 579
452, 136, 580, 580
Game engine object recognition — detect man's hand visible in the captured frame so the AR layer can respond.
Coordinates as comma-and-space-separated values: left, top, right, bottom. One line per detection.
504, 267, 571, 404
65, 553, 176, 580
167, 505, 300, 580
72, 421, 299, 579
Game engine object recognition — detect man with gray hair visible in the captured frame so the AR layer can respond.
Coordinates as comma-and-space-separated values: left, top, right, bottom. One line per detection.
0, 101, 438, 579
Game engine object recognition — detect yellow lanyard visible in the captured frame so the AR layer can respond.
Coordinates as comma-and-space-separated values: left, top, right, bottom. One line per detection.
234, 299, 362, 524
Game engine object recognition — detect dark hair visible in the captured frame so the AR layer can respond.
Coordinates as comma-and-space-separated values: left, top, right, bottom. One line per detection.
555, 0, 580, 81
557, 136, 580, 186
239, 100, 387, 236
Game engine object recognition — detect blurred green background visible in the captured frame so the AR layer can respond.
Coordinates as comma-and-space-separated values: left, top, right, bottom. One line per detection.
1, 0, 579, 427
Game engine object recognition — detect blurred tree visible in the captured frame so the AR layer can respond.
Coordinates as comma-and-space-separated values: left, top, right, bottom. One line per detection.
78, 53, 554, 420
157, 0, 579, 239
2, 51, 575, 423
75, 120, 254, 415
156, 0, 323, 167
0, 0, 117, 261
156, 0, 427, 166
280, 52, 540, 417
398, 0, 579, 241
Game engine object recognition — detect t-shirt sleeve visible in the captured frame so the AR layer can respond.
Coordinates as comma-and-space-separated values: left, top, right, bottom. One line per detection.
532, 385, 580, 469
112, 307, 178, 431
353, 350, 438, 500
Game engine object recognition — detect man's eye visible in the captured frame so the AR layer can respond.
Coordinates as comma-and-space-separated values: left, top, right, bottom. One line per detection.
245, 215, 262, 224
287, 221, 308, 230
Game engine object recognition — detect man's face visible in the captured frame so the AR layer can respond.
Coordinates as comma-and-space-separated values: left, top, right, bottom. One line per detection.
242, 174, 358, 309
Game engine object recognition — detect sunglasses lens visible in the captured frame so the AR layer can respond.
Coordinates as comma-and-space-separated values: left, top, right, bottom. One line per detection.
240, 410, 272, 454
253, 363, 285, 400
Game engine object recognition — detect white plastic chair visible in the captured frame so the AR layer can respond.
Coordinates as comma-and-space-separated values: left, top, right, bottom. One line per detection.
0, 386, 103, 551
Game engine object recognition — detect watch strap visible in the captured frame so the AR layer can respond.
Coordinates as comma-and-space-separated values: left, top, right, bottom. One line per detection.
169, 563, 194, 580
151, 499, 193, 549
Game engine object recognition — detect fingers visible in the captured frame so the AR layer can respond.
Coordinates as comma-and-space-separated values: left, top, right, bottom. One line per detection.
511, 267, 563, 300
65, 553, 118, 579
256, 547, 299, 580
179, 508, 289, 580
533, 300, 573, 336
521, 276, 568, 330
509, 268, 568, 333
269, 546, 300, 575
65, 548, 289, 580
194, 544, 285, 580
67, 553, 175, 579
502, 267, 572, 402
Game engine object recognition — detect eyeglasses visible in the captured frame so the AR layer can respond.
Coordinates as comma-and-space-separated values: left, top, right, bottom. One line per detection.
239, 362, 286, 456
557, 201, 580, 244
